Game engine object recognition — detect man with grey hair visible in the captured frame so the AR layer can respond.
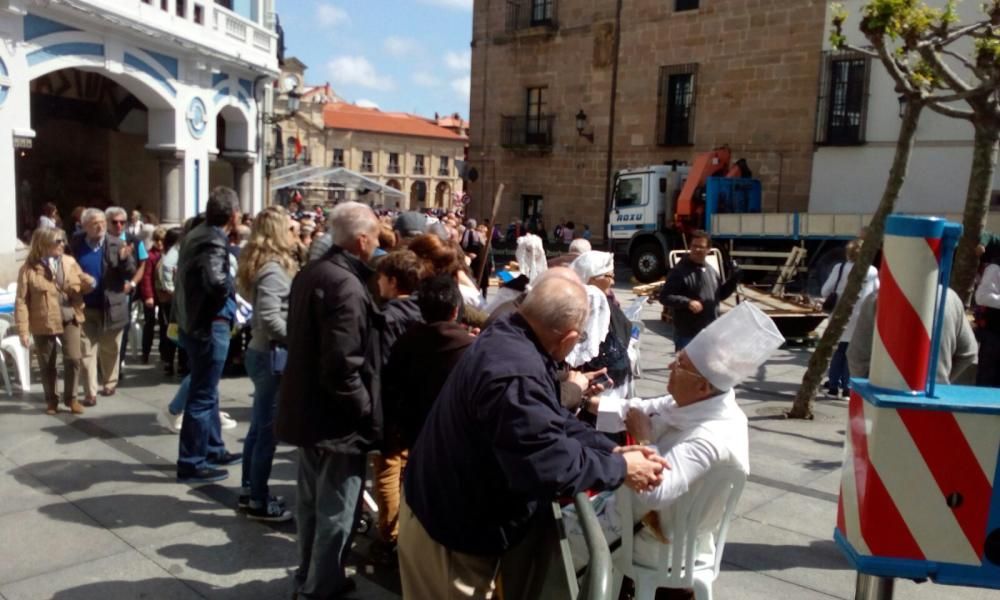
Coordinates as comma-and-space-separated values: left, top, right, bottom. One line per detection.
399, 267, 668, 599
277, 201, 382, 598
106, 206, 148, 375
70, 207, 137, 406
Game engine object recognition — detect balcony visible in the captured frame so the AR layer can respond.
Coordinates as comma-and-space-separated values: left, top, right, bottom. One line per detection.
505, 0, 557, 33
500, 115, 555, 149
77, 1, 279, 72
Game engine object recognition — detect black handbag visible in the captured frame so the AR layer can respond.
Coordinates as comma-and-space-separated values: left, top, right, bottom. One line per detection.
822, 263, 845, 312
269, 342, 288, 375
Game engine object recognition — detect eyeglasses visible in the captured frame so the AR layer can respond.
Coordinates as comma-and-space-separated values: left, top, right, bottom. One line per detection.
110, 220, 126, 225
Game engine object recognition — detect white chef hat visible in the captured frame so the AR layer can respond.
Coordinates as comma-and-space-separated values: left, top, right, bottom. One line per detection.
564, 285, 611, 368
685, 301, 785, 392
515, 234, 548, 281
570, 251, 615, 284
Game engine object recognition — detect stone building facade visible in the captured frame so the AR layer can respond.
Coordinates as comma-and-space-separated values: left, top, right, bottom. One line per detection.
467, 0, 828, 240
271, 61, 468, 210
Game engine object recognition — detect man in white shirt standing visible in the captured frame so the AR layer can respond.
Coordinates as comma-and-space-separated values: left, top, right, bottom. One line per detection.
975, 260, 1000, 387
565, 302, 785, 592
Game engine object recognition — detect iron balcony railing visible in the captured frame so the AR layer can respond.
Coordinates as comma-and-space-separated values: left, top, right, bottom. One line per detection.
506, 0, 558, 32
501, 115, 555, 148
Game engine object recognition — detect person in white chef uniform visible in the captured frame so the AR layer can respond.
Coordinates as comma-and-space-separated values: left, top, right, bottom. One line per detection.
564, 301, 785, 574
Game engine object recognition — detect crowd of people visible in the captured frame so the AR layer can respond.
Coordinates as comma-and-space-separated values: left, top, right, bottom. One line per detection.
12, 191, 999, 600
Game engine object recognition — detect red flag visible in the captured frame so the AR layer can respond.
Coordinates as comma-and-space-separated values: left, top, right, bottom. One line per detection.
294, 136, 303, 159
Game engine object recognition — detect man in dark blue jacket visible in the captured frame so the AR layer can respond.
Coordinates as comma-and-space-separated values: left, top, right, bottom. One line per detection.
399, 268, 668, 599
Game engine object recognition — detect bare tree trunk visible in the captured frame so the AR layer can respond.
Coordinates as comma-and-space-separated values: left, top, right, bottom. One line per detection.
787, 102, 924, 419
950, 122, 1000, 304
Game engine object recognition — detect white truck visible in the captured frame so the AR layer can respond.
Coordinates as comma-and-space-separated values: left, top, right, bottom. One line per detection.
608, 152, 1000, 287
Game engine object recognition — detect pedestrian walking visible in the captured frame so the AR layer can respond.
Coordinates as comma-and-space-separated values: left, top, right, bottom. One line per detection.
235, 207, 297, 522
71, 208, 137, 406
139, 227, 165, 364
658, 230, 740, 350
15, 228, 94, 415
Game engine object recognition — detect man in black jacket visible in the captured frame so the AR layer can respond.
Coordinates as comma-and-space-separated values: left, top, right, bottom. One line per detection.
72, 208, 137, 406
276, 201, 382, 599
174, 187, 242, 484
399, 268, 668, 599
658, 230, 740, 350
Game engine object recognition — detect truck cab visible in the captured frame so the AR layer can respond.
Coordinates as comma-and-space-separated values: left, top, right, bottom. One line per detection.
609, 164, 688, 282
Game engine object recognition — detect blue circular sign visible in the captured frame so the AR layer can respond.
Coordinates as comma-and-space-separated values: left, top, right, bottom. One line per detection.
0, 57, 10, 108
186, 97, 207, 138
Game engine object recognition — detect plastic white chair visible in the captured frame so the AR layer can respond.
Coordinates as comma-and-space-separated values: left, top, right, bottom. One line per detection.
0, 320, 14, 396
611, 462, 746, 600
0, 318, 29, 394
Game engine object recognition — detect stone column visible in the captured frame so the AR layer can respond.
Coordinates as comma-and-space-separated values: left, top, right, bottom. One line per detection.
154, 150, 185, 225
228, 156, 255, 215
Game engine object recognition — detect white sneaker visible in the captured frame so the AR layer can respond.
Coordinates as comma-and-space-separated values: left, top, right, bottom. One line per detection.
220, 411, 238, 430
157, 406, 183, 433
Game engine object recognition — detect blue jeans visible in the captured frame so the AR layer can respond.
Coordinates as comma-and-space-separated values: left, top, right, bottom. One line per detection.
828, 341, 850, 392
294, 449, 365, 599
674, 334, 694, 351
241, 348, 280, 504
168, 375, 190, 416
177, 322, 230, 474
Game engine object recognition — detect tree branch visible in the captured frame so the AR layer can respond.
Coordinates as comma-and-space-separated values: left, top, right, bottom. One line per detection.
938, 46, 989, 81
918, 46, 973, 92
919, 20, 989, 48
926, 101, 975, 120
837, 42, 879, 59
933, 83, 999, 103
871, 38, 920, 95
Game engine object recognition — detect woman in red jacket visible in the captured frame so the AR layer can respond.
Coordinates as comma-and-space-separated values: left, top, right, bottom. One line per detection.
139, 228, 165, 364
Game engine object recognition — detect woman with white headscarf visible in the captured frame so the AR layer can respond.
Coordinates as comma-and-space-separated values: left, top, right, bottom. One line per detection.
567, 251, 633, 399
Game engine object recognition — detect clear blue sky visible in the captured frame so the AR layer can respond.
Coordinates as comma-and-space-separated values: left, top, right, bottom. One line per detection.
278, 0, 473, 119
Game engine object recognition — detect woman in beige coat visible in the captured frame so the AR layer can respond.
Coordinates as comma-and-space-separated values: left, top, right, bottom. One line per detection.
15, 227, 94, 414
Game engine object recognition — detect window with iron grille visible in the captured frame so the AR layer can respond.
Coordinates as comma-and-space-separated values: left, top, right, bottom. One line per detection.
388, 153, 400, 174
531, 0, 553, 25
414, 154, 426, 175
675, 0, 699, 11
438, 156, 450, 176
361, 151, 374, 172
332, 148, 344, 168
526, 87, 549, 145
816, 51, 870, 145
657, 64, 697, 146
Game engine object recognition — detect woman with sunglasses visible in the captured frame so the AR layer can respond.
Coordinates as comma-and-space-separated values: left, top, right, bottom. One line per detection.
14, 227, 94, 414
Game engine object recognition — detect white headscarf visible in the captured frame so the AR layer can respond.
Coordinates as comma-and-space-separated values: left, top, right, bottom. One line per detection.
565, 285, 611, 368
685, 302, 785, 391
515, 234, 547, 281
570, 251, 614, 284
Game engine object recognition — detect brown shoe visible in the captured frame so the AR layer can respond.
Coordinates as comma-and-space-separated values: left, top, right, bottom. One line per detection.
81, 396, 97, 407
45, 404, 58, 415
67, 400, 85, 415
100, 387, 116, 397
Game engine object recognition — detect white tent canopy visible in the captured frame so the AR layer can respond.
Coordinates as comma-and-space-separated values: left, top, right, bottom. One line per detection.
270, 165, 405, 199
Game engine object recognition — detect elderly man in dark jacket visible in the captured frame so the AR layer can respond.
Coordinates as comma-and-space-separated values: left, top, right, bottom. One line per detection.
173, 187, 242, 484
399, 267, 669, 599
276, 201, 382, 600
72, 208, 137, 405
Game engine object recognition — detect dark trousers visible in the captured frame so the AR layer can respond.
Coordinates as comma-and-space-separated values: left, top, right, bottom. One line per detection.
119, 296, 133, 364
241, 348, 281, 504
294, 449, 365, 599
158, 301, 186, 370
177, 322, 229, 474
977, 329, 1000, 387
33, 322, 82, 406
141, 303, 157, 360
828, 341, 850, 392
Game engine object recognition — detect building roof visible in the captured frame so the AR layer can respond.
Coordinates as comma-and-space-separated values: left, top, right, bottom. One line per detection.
322, 103, 467, 141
